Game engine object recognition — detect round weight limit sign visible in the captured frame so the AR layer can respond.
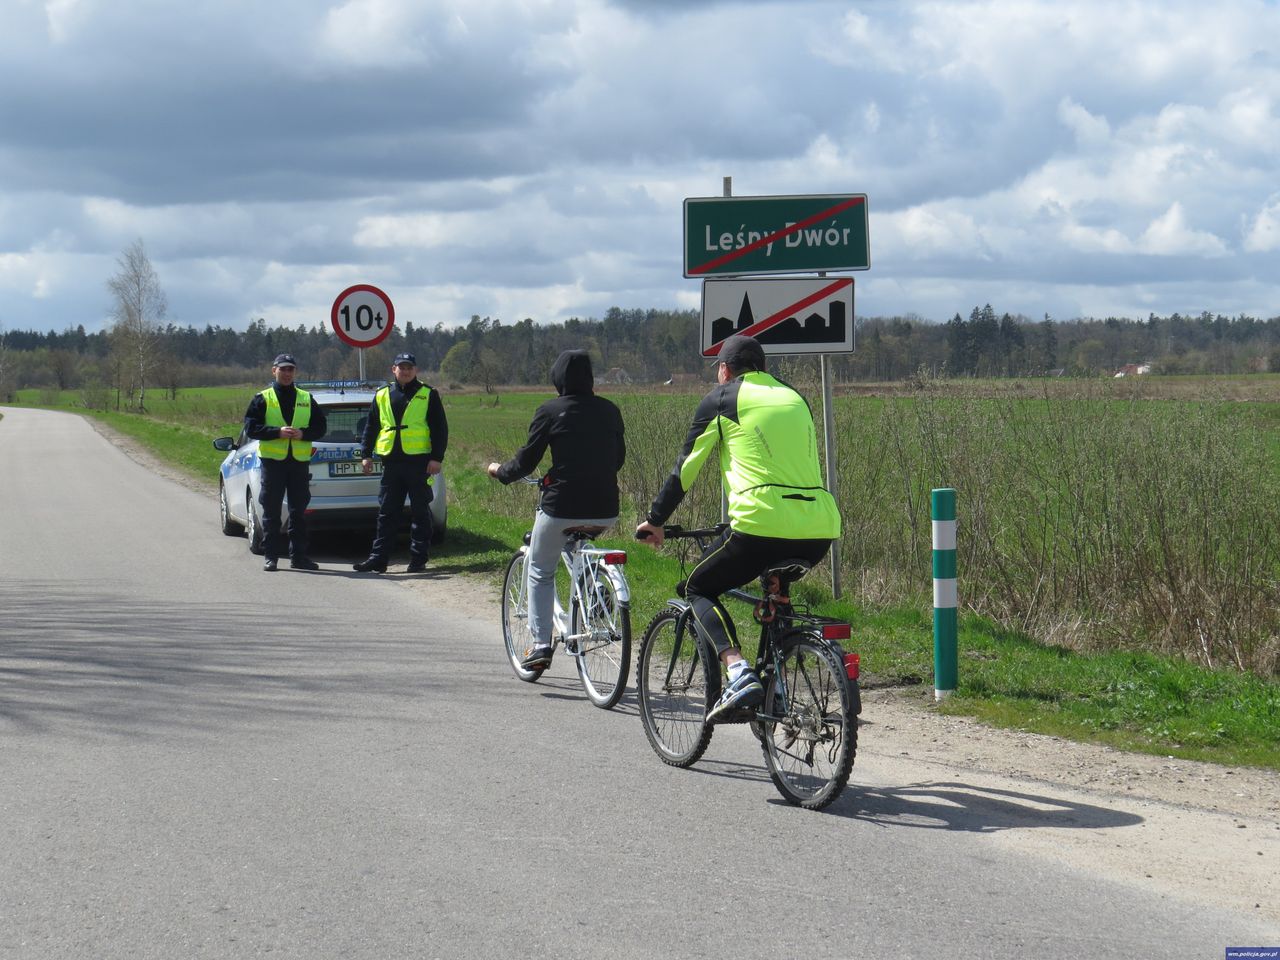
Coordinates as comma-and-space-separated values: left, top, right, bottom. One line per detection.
331, 284, 395, 348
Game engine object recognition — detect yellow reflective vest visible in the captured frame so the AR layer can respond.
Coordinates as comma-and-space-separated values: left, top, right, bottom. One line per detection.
648, 372, 840, 540
373, 385, 433, 456
258, 387, 313, 461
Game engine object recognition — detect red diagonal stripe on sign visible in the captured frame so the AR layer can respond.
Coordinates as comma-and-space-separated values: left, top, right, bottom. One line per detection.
705, 278, 853, 356
690, 196, 866, 275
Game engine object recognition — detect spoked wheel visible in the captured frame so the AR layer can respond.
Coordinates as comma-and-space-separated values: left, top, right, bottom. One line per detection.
759, 638, 855, 810
501, 551, 542, 683
636, 608, 716, 767
571, 566, 630, 709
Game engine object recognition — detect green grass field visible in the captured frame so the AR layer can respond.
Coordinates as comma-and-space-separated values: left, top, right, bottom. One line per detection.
7, 380, 1279, 769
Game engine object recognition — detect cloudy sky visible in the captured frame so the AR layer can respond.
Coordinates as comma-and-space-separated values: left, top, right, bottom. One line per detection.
2, 0, 1278, 335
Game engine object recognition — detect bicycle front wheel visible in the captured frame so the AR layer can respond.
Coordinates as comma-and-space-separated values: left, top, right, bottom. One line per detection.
501, 551, 542, 683
571, 566, 631, 709
759, 638, 855, 810
636, 608, 714, 767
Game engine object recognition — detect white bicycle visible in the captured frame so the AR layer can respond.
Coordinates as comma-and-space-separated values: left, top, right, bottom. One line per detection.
500, 478, 632, 709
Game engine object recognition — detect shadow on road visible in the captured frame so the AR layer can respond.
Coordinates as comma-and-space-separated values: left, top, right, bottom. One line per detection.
823, 780, 1144, 832
0, 581, 445, 741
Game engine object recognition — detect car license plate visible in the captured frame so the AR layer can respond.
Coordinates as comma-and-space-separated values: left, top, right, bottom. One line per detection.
329, 461, 381, 477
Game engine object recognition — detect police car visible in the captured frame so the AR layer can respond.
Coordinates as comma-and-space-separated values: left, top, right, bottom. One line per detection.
213, 381, 447, 554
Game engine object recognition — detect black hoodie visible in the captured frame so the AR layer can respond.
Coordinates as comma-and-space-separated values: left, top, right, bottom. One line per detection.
495, 350, 625, 518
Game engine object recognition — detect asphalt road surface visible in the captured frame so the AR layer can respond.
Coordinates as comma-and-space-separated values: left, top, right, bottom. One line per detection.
1, 407, 1275, 959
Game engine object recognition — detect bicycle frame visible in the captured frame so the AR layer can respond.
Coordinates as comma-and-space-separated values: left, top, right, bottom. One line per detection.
635, 522, 857, 807
549, 538, 631, 650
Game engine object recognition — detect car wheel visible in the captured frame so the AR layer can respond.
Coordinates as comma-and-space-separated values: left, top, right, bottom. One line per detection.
220, 481, 242, 537
246, 492, 265, 555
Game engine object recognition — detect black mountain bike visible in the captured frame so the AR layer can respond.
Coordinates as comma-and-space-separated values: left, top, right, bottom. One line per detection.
634, 524, 861, 810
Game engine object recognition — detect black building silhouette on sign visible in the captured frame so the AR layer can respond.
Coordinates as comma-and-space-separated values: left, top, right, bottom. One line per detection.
711, 292, 847, 347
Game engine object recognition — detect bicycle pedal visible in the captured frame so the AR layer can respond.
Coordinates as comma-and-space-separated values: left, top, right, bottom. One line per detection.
708, 705, 758, 726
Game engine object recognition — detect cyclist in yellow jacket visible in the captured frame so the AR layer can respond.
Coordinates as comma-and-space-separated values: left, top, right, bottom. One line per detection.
636, 335, 841, 721
354, 353, 448, 574
242, 353, 328, 572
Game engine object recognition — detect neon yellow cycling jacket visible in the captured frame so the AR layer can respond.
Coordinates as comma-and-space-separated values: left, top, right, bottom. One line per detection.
646, 371, 841, 540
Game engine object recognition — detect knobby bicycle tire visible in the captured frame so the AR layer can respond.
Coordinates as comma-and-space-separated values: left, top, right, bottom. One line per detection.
759, 637, 855, 810
636, 607, 716, 767
501, 551, 543, 683
571, 564, 631, 709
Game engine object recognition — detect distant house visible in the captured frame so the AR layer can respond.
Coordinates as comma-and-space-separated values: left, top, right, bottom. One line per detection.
598, 366, 634, 385
1113, 362, 1152, 378
660, 372, 710, 388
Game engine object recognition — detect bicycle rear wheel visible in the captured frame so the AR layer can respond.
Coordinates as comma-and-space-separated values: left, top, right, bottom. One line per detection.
571, 565, 631, 709
501, 551, 542, 682
759, 638, 855, 810
636, 608, 715, 767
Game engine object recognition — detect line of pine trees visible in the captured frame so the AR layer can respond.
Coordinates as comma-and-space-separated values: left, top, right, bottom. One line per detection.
4, 305, 1280, 400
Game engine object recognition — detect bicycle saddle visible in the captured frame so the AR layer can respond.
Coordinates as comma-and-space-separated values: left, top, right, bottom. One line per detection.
761, 559, 812, 584
564, 525, 608, 540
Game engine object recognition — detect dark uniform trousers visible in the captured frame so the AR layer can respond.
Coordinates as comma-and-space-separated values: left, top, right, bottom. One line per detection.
259, 458, 311, 561
371, 459, 433, 562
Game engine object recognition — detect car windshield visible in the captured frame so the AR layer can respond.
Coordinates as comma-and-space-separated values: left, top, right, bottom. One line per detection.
321, 405, 368, 444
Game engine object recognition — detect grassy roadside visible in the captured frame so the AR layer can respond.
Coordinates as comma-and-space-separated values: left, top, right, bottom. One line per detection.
6, 389, 1279, 770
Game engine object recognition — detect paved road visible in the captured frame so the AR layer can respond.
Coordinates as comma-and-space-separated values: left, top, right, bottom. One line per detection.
1, 406, 1274, 959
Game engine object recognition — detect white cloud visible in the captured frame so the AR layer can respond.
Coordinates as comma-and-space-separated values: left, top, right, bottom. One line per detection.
1244, 194, 1280, 252
1058, 97, 1110, 145
44, 0, 90, 43
2, 0, 1280, 333
1138, 202, 1229, 256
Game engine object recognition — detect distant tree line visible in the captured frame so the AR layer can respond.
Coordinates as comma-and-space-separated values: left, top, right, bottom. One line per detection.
4, 301, 1280, 404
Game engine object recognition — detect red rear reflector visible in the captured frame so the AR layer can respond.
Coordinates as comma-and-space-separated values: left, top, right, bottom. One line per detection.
843, 652, 860, 680
603, 551, 627, 565
822, 623, 851, 641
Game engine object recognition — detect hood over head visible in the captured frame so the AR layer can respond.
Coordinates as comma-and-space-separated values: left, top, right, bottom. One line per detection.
551, 350, 594, 396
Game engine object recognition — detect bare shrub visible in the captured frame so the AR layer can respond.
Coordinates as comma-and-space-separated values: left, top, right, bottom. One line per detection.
832, 382, 1280, 675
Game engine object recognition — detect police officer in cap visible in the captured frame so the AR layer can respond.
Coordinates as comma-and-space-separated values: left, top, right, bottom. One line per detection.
354, 352, 448, 573
242, 353, 328, 572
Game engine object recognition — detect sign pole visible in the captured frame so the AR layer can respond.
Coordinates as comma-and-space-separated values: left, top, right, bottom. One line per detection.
821, 352, 841, 599
358, 350, 365, 384
720, 175, 731, 526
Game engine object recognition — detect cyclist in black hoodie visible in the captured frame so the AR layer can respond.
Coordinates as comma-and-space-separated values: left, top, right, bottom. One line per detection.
488, 350, 626, 669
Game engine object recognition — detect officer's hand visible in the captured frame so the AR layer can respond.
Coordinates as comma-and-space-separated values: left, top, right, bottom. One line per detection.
486, 462, 501, 479
361, 458, 373, 475
280, 426, 302, 440
426, 459, 443, 476
635, 521, 664, 548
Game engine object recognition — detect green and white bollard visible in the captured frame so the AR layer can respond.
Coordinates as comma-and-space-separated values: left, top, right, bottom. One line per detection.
932, 488, 957, 701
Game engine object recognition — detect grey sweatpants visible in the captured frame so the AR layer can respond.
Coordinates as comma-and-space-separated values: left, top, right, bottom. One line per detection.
526, 509, 618, 647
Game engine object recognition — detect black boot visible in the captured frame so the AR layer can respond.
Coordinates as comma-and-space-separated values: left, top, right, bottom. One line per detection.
353, 556, 387, 573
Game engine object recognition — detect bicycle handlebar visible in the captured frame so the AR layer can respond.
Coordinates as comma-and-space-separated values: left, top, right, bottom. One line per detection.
634, 522, 729, 541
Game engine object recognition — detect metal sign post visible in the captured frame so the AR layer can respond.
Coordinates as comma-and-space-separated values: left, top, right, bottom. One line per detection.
695, 182, 863, 599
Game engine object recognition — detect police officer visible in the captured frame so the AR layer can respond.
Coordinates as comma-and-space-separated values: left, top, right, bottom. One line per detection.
242, 353, 327, 572
354, 353, 448, 573
635, 335, 841, 720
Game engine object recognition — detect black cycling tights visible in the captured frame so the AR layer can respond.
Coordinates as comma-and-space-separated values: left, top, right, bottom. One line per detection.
684, 529, 831, 658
